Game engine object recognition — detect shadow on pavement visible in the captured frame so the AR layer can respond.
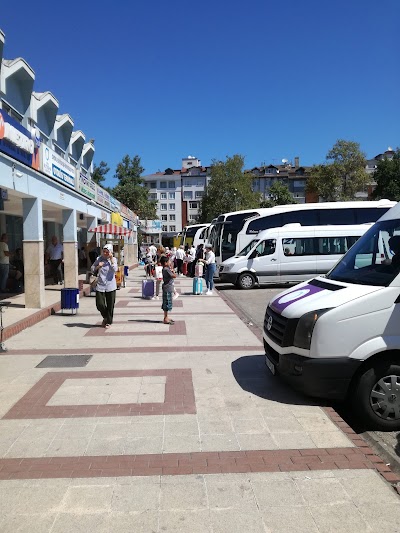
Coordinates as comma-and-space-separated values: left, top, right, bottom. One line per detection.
64, 322, 100, 328
128, 319, 164, 324
231, 354, 322, 406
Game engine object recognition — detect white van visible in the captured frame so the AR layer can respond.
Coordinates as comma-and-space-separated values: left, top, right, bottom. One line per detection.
263, 203, 400, 430
219, 224, 372, 289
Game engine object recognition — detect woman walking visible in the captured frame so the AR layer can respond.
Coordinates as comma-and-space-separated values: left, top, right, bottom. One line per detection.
200, 243, 216, 295
91, 244, 118, 328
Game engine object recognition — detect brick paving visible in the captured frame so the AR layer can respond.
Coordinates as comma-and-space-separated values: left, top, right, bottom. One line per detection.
0, 268, 399, 532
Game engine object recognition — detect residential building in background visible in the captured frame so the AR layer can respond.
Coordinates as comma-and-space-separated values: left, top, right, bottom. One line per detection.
142, 156, 211, 244
247, 157, 314, 204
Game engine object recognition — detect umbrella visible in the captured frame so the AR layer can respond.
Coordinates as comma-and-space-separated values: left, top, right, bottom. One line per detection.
88, 224, 132, 236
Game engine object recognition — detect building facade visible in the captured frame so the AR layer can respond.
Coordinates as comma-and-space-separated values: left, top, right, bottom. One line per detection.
142, 156, 210, 241
0, 29, 138, 308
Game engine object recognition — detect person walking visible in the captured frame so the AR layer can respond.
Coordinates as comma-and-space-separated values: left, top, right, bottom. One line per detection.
91, 243, 118, 329
45, 236, 64, 285
0, 233, 10, 293
161, 255, 176, 324
200, 243, 217, 295
175, 245, 185, 275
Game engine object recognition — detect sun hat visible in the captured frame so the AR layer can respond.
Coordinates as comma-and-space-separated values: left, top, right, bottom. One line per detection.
204, 243, 212, 248
103, 244, 113, 253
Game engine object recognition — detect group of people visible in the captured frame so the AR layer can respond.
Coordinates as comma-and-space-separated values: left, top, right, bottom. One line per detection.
141, 242, 217, 325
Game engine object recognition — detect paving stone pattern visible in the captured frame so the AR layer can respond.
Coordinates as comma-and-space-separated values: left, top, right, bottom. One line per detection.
0, 269, 399, 532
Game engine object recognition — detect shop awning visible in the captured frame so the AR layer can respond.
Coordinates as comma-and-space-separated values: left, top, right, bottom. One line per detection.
88, 224, 132, 236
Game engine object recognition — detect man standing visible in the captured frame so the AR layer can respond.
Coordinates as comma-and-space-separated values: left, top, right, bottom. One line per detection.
149, 243, 157, 262
45, 236, 64, 285
175, 245, 185, 275
0, 234, 10, 292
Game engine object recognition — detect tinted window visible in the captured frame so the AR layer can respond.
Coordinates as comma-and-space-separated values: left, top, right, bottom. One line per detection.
285, 210, 318, 226
246, 214, 283, 234
319, 209, 356, 225
356, 207, 389, 223
282, 238, 316, 256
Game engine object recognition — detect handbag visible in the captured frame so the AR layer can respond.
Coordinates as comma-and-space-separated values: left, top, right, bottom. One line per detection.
90, 275, 98, 291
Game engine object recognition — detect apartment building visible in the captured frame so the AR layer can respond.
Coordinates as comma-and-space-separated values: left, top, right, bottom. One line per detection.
248, 157, 314, 204
142, 156, 210, 239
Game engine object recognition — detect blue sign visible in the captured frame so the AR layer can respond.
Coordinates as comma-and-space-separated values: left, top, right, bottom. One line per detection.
0, 109, 36, 167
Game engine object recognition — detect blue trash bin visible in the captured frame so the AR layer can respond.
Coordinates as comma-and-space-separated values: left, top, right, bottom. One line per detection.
61, 288, 79, 314
124, 266, 129, 277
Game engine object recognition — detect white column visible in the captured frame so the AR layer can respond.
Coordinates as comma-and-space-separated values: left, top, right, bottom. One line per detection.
22, 197, 45, 308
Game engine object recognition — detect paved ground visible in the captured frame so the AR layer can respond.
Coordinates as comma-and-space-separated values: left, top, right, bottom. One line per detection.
0, 271, 399, 532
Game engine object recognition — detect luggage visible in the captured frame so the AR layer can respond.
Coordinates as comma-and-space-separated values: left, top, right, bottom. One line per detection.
155, 266, 163, 280
182, 262, 188, 276
142, 279, 155, 299
195, 262, 203, 277
193, 277, 203, 295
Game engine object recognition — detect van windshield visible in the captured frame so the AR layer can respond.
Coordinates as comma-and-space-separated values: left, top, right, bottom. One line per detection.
327, 220, 400, 287
237, 240, 259, 256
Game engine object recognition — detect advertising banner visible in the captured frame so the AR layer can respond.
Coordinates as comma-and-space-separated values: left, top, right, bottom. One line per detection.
141, 219, 162, 234
79, 173, 96, 200
110, 196, 121, 213
0, 109, 40, 169
40, 145, 75, 188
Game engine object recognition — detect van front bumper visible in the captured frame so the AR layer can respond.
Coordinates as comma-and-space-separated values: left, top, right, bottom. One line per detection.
264, 340, 362, 400
219, 272, 238, 284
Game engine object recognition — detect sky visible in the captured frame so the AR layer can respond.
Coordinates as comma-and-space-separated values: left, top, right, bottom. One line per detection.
1, 0, 399, 189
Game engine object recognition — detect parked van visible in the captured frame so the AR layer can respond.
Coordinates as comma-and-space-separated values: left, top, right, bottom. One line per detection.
263, 203, 400, 430
219, 224, 372, 289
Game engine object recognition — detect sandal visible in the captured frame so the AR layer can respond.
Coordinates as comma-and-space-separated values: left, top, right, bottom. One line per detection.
105, 324, 111, 329
164, 319, 175, 325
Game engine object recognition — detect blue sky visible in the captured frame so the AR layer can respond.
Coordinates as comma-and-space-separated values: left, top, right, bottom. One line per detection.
1, 0, 399, 188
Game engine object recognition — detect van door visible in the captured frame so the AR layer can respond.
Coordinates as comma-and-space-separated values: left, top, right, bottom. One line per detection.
248, 238, 280, 282
279, 235, 317, 282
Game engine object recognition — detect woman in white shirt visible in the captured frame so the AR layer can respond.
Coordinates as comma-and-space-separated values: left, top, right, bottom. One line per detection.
200, 243, 216, 295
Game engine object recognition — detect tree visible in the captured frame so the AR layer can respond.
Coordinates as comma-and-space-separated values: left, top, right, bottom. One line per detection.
260, 181, 296, 208
307, 140, 369, 201
199, 154, 259, 222
371, 149, 400, 201
112, 154, 157, 220
91, 160, 110, 185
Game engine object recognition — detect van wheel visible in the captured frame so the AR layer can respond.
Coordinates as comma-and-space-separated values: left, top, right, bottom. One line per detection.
236, 273, 255, 290
352, 362, 400, 430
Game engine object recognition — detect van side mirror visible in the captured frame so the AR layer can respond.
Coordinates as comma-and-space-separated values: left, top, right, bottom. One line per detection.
249, 250, 257, 259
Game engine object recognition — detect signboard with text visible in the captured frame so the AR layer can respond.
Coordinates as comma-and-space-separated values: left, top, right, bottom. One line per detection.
0, 109, 40, 169
79, 173, 96, 200
40, 145, 75, 188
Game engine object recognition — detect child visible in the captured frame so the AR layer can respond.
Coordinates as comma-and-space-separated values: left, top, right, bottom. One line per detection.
160, 255, 176, 324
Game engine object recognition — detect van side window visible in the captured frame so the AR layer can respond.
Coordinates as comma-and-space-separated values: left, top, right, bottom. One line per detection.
256, 239, 276, 256
317, 236, 361, 255
283, 238, 315, 256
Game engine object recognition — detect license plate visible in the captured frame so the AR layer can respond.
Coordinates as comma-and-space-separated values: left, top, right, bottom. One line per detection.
265, 356, 276, 375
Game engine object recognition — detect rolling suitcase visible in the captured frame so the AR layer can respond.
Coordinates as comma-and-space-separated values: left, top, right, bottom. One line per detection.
193, 277, 203, 295
142, 279, 155, 299
195, 262, 203, 277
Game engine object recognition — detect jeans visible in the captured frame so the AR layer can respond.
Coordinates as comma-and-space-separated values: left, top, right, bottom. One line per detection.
205, 263, 216, 290
0, 263, 9, 291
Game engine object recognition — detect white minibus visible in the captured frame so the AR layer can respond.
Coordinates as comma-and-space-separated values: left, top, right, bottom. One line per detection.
180, 223, 210, 248
219, 224, 372, 289
263, 202, 400, 430
208, 200, 395, 269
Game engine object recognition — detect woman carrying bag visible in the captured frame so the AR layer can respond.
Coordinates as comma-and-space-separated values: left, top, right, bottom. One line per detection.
91, 244, 118, 328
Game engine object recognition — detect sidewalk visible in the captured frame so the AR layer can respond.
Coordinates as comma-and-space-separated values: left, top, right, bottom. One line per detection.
0, 268, 399, 532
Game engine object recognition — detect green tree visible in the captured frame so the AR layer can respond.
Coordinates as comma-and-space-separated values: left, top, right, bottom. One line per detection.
112, 155, 157, 220
199, 154, 259, 222
91, 160, 110, 185
307, 140, 369, 201
371, 149, 400, 201
260, 180, 296, 208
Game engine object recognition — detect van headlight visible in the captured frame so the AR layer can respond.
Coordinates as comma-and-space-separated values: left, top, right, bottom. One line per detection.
221, 264, 233, 272
294, 309, 331, 350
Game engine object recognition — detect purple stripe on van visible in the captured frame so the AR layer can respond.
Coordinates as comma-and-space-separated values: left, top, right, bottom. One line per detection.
270, 284, 325, 314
